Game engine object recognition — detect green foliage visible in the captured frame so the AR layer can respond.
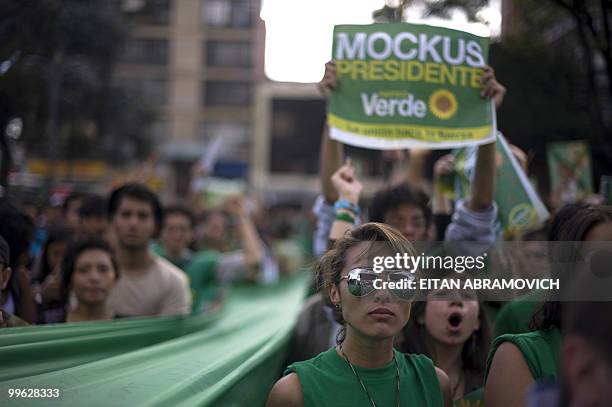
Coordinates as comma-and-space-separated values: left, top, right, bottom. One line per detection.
0, 0, 155, 164
372, 0, 490, 23
423, 0, 490, 22
407, 0, 612, 177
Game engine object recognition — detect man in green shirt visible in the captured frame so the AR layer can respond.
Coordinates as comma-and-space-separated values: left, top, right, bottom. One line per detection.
155, 201, 276, 313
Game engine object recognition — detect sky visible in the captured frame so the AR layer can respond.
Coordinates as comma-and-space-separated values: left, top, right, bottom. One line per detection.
261, 0, 502, 83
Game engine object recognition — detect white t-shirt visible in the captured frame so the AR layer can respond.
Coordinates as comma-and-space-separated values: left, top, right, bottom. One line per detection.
109, 255, 192, 317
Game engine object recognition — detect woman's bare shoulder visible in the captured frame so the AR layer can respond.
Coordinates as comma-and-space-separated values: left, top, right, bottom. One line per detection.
266, 372, 303, 407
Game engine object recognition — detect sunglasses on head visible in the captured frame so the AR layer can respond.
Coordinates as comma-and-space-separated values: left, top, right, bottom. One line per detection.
339, 267, 416, 301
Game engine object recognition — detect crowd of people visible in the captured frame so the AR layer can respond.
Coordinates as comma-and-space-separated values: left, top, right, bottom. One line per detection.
0, 181, 310, 328
1, 60, 611, 407
267, 62, 612, 407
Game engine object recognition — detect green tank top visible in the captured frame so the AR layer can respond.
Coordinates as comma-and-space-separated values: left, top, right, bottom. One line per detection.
285, 347, 444, 407
485, 329, 562, 383
493, 290, 543, 336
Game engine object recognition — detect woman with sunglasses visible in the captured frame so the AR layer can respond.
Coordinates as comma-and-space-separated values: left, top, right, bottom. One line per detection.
267, 222, 452, 407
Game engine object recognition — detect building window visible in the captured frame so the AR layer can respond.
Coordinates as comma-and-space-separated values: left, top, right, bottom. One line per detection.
120, 38, 169, 66
203, 0, 253, 28
115, 77, 168, 106
201, 121, 249, 141
206, 41, 252, 67
204, 81, 252, 106
201, 121, 250, 160
269, 98, 324, 174
120, 0, 171, 25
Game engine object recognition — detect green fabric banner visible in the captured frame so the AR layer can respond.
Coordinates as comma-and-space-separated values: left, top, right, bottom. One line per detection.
329, 23, 496, 150
0, 274, 309, 406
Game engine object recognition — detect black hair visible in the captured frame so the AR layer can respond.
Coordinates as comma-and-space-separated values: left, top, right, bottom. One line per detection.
0, 234, 9, 267
530, 204, 612, 331
557, 275, 612, 407
368, 183, 432, 227
0, 200, 35, 269
163, 205, 195, 228
61, 238, 120, 293
108, 183, 163, 229
36, 223, 74, 283
62, 193, 83, 214
316, 222, 416, 344
521, 225, 548, 241
563, 300, 612, 365
401, 299, 492, 376
78, 194, 108, 219
0, 200, 35, 309
548, 203, 612, 242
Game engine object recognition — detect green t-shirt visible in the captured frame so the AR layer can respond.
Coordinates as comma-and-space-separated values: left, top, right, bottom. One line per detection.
286, 347, 444, 407
485, 329, 562, 383
184, 251, 222, 313
150, 243, 194, 271
494, 290, 543, 336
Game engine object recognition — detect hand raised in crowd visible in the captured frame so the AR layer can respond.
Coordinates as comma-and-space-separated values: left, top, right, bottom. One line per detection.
317, 60, 337, 99
224, 196, 248, 218
509, 144, 528, 173
382, 149, 405, 162
480, 65, 506, 110
40, 269, 63, 304
433, 154, 455, 180
330, 158, 362, 205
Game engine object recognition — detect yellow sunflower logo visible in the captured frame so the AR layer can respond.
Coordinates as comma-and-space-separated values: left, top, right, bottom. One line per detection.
428, 89, 458, 120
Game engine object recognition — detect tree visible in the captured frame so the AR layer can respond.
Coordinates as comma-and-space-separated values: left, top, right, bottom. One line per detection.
0, 0, 156, 188
424, 1, 611, 123
373, 0, 489, 23
374, 0, 612, 187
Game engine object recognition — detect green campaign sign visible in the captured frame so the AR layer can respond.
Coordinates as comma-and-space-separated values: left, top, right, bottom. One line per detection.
329, 23, 496, 150
547, 141, 593, 205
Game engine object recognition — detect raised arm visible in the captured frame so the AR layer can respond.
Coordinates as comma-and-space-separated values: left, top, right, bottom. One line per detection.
432, 154, 455, 216
224, 196, 264, 282
318, 61, 345, 203
329, 159, 362, 242
405, 149, 431, 188
468, 66, 506, 212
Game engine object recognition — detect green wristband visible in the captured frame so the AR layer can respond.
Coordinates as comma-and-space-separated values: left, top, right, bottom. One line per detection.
335, 212, 356, 224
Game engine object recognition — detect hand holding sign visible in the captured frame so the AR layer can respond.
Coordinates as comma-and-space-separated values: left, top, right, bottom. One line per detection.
480, 65, 506, 109
328, 23, 497, 150
318, 61, 338, 99
331, 159, 362, 205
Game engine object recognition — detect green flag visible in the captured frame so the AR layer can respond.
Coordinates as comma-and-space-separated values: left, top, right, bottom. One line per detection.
547, 141, 593, 205
329, 23, 496, 150
452, 133, 549, 238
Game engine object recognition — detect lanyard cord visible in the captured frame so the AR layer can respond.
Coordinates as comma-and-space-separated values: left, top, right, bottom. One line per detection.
339, 345, 400, 407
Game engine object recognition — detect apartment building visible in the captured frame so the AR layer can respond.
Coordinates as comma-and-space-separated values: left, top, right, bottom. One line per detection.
116, 0, 265, 195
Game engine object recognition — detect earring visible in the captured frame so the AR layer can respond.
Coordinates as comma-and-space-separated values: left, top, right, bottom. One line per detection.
334, 303, 341, 310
